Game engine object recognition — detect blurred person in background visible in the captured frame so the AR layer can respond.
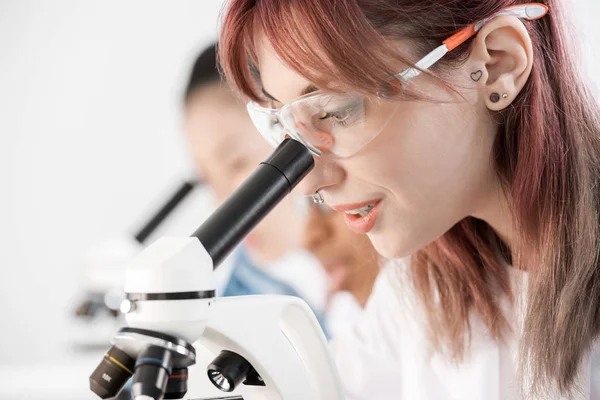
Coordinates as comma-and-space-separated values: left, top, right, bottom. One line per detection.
183, 42, 329, 329
303, 200, 380, 337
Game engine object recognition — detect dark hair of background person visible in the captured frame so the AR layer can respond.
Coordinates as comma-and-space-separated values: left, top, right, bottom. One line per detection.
184, 42, 223, 103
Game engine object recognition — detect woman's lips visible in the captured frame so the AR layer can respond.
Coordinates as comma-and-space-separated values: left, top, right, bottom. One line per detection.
334, 199, 382, 234
331, 199, 381, 212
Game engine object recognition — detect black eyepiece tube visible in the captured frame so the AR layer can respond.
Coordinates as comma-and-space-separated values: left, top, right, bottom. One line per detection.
192, 139, 314, 267
134, 180, 198, 244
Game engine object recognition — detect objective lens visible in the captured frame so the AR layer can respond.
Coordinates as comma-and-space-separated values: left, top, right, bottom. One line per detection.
164, 367, 188, 399
131, 345, 173, 400
90, 346, 135, 399
207, 351, 252, 393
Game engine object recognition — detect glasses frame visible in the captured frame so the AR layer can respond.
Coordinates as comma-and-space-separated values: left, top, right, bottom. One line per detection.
247, 3, 549, 157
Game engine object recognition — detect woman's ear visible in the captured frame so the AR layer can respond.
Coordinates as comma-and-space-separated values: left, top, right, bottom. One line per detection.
467, 15, 534, 111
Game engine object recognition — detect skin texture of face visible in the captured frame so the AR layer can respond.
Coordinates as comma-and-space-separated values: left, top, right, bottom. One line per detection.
303, 205, 379, 307
184, 82, 304, 262
254, 16, 533, 259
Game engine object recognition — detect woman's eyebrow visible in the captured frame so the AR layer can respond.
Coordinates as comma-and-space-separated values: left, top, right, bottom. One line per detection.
261, 84, 319, 103
300, 84, 319, 96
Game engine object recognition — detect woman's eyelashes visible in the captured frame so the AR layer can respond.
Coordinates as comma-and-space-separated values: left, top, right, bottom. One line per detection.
319, 102, 364, 127
319, 110, 351, 126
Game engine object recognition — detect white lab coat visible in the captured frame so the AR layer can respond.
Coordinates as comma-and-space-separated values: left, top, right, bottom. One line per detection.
327, 291, 365, 339
330, 260, 591, 400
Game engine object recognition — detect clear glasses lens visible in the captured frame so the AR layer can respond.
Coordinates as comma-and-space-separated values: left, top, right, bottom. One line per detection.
247, 93, 394, 158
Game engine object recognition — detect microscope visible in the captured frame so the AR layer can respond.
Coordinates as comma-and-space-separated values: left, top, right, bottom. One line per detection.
89, 139, 344, 400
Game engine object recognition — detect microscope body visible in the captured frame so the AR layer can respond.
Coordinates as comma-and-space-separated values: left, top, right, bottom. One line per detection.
92, 237, 343, 399
199, 294, 340, 399
90, 140, 344, 400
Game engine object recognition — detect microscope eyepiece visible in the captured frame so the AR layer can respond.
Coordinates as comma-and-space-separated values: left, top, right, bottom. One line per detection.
193, 138, 314, 267
89, 345, 135, 399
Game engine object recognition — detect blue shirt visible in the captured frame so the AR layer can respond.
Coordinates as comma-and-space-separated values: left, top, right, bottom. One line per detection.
222, 247, 329, 337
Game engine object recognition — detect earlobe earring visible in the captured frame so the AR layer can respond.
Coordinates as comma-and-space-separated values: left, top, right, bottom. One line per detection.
502, 93, 508, 99
490, 93, 500, 103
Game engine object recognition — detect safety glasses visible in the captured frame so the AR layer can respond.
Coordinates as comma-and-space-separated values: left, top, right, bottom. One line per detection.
247, 3, 549, 158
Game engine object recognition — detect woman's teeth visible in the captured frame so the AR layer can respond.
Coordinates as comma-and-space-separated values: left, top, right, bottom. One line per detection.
344, 204, 375, 217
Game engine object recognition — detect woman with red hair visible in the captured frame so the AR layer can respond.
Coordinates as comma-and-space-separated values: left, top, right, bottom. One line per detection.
219, 1, 599, 398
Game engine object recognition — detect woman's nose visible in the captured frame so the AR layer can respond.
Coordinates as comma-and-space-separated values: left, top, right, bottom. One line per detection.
295, 154, 345, 197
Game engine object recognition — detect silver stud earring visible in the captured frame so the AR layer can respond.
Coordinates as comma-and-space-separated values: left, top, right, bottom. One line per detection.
311, 191, 325, 204
502, 93, 508, 99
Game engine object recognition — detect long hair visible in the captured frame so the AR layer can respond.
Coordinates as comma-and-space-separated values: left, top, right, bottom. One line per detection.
219, 0, 600, 395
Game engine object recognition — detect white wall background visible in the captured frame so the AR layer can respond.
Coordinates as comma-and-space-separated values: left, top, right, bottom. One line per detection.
0, 0, 599, 398
0, 0, 223, 365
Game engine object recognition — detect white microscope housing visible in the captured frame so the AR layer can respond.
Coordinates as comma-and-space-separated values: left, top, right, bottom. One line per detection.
89, 139, 344, 400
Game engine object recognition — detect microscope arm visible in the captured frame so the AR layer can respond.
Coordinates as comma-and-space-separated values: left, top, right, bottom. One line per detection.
200, 295, 341, 399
